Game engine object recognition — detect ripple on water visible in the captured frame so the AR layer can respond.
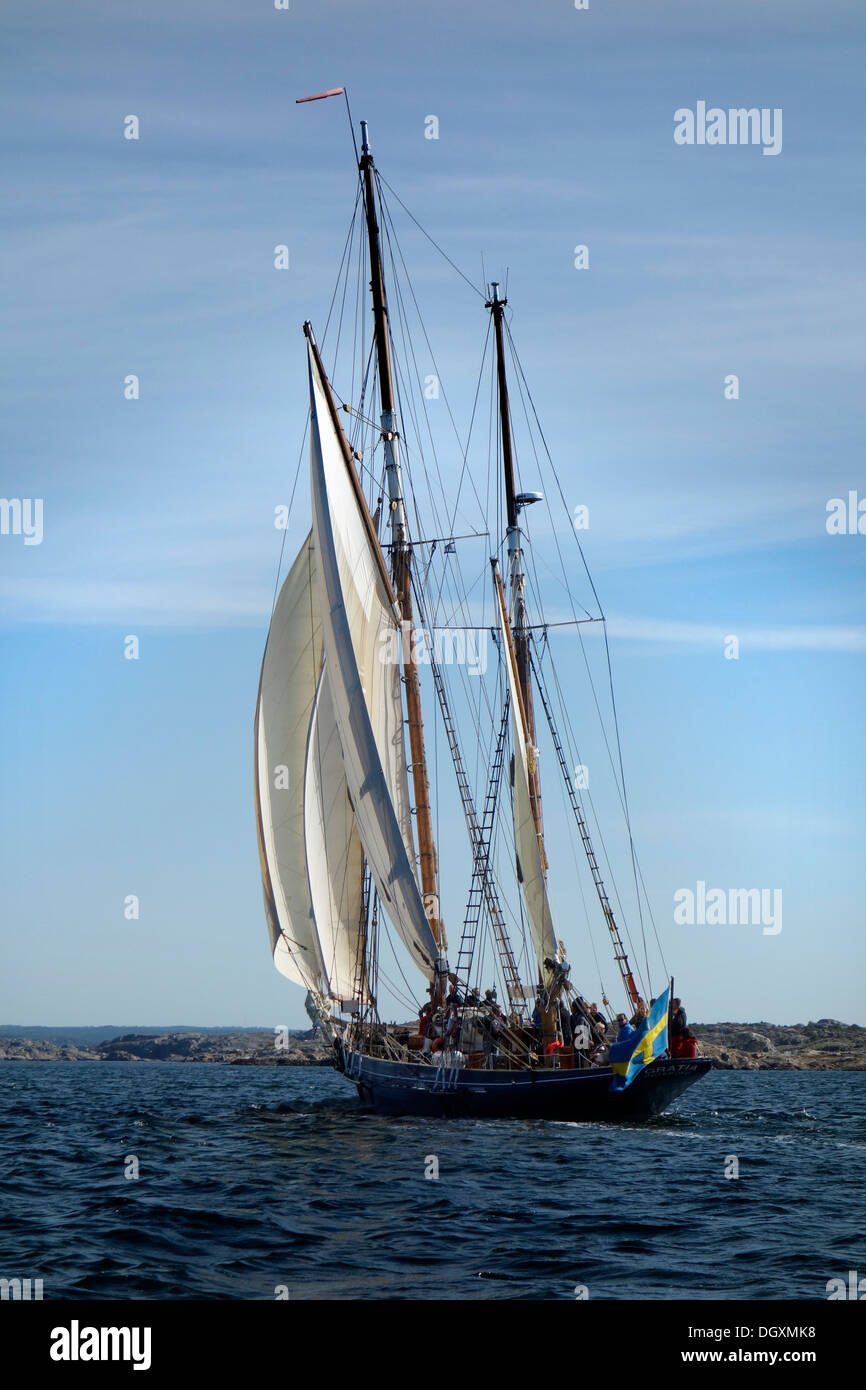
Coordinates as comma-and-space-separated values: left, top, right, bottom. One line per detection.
0, 1062, 862, 1299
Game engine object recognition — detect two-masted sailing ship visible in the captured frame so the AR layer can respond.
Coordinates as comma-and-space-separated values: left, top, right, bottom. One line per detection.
254, 102, 710, 1120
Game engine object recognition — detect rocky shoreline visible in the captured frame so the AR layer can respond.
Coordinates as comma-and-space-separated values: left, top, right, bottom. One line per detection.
690, 1020, 866, 1071
0, 1031, 330, 1066
0, 1019, 863, 1069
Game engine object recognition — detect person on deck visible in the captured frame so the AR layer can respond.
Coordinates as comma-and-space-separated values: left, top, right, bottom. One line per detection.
615, 1013, 635, 1044
483, 988, 501, 1016
569, 998, 586, 1036
479, 1009, 501, 1069
530, 1000, 544, 1052
559, 1002, 573, 1046
669, 998, 688, 1056
586, 1002, 608, 1045
444, 990, 463, 1043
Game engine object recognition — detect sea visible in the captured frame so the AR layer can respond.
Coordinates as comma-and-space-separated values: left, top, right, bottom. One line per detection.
1, 1062, 862, 1301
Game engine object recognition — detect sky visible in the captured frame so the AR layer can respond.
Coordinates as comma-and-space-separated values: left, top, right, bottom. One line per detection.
1, 0, 864, 1028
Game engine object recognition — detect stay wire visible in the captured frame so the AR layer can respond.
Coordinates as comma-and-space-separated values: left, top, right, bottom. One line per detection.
377, 173, 487, 301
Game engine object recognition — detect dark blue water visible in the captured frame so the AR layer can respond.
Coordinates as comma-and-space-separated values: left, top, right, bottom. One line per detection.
0, 1063, 862, 1300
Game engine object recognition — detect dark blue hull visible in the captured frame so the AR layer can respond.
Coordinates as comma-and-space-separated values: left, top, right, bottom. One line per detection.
336, 1045, 711, 1121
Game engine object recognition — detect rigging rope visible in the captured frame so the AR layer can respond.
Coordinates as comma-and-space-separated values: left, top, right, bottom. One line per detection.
501, 316, 665, 994
377, 173, 487, 301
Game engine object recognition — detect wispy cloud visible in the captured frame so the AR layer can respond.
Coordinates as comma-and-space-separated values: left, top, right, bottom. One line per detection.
3, 565, 862, 657
604, 614, 866, 653
0, 576, 270, 629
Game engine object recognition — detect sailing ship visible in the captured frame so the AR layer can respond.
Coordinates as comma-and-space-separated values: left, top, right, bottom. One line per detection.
254, 103, 711, 1120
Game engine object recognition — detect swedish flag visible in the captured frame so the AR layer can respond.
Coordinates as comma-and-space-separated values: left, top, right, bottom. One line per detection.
608, 986, 670, 1091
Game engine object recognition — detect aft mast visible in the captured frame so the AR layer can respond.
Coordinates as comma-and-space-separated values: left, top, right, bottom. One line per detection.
488, 285, 545, 849
487, 282, 560, 1044
488, 282, 642, 1017
358, 121, 447, 1002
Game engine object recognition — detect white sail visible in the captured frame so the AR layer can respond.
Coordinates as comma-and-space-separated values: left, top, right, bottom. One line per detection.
494, 571, 559, 977
307, 340, 441, 977
304, 667, 367, 1002
254, 532, 328, 994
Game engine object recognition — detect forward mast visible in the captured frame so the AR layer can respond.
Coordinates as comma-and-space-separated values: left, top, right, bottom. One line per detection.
358, 122, 447, 1003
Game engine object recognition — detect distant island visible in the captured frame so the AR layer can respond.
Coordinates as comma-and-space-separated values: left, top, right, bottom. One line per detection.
0, 1020, 863, 1068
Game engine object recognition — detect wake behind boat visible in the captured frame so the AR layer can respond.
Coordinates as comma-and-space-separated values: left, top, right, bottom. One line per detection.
254, 100, 710, 1121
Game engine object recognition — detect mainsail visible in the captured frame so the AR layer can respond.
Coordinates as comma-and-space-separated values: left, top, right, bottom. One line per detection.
254, 532, 328, 995
306, 337, 441, 978
494, 567, 559, 977
255, 531, 366, 1003
304, 668, 366, 1001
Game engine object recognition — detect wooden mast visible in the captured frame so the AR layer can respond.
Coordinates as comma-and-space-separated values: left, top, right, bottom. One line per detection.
488, 283, 558, 1046
358, 121, 446, 1002
488, 284, 544, 843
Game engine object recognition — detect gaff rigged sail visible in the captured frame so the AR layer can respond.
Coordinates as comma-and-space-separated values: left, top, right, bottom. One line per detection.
494, 568, 559, 978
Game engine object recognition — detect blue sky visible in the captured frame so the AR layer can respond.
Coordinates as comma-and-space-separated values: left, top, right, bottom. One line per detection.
1, 0, 863, 1027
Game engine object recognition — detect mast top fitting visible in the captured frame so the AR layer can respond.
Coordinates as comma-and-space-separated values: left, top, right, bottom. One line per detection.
486, 280, 506, 308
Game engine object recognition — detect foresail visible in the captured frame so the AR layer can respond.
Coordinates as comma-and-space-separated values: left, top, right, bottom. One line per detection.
494, 574, 559, 977
307, 339, 441, 978
304, 667, 367, 1002
254, 532, 328, 995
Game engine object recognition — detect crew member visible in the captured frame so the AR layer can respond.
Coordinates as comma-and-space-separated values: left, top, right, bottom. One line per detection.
615, 1012, 635, 1043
